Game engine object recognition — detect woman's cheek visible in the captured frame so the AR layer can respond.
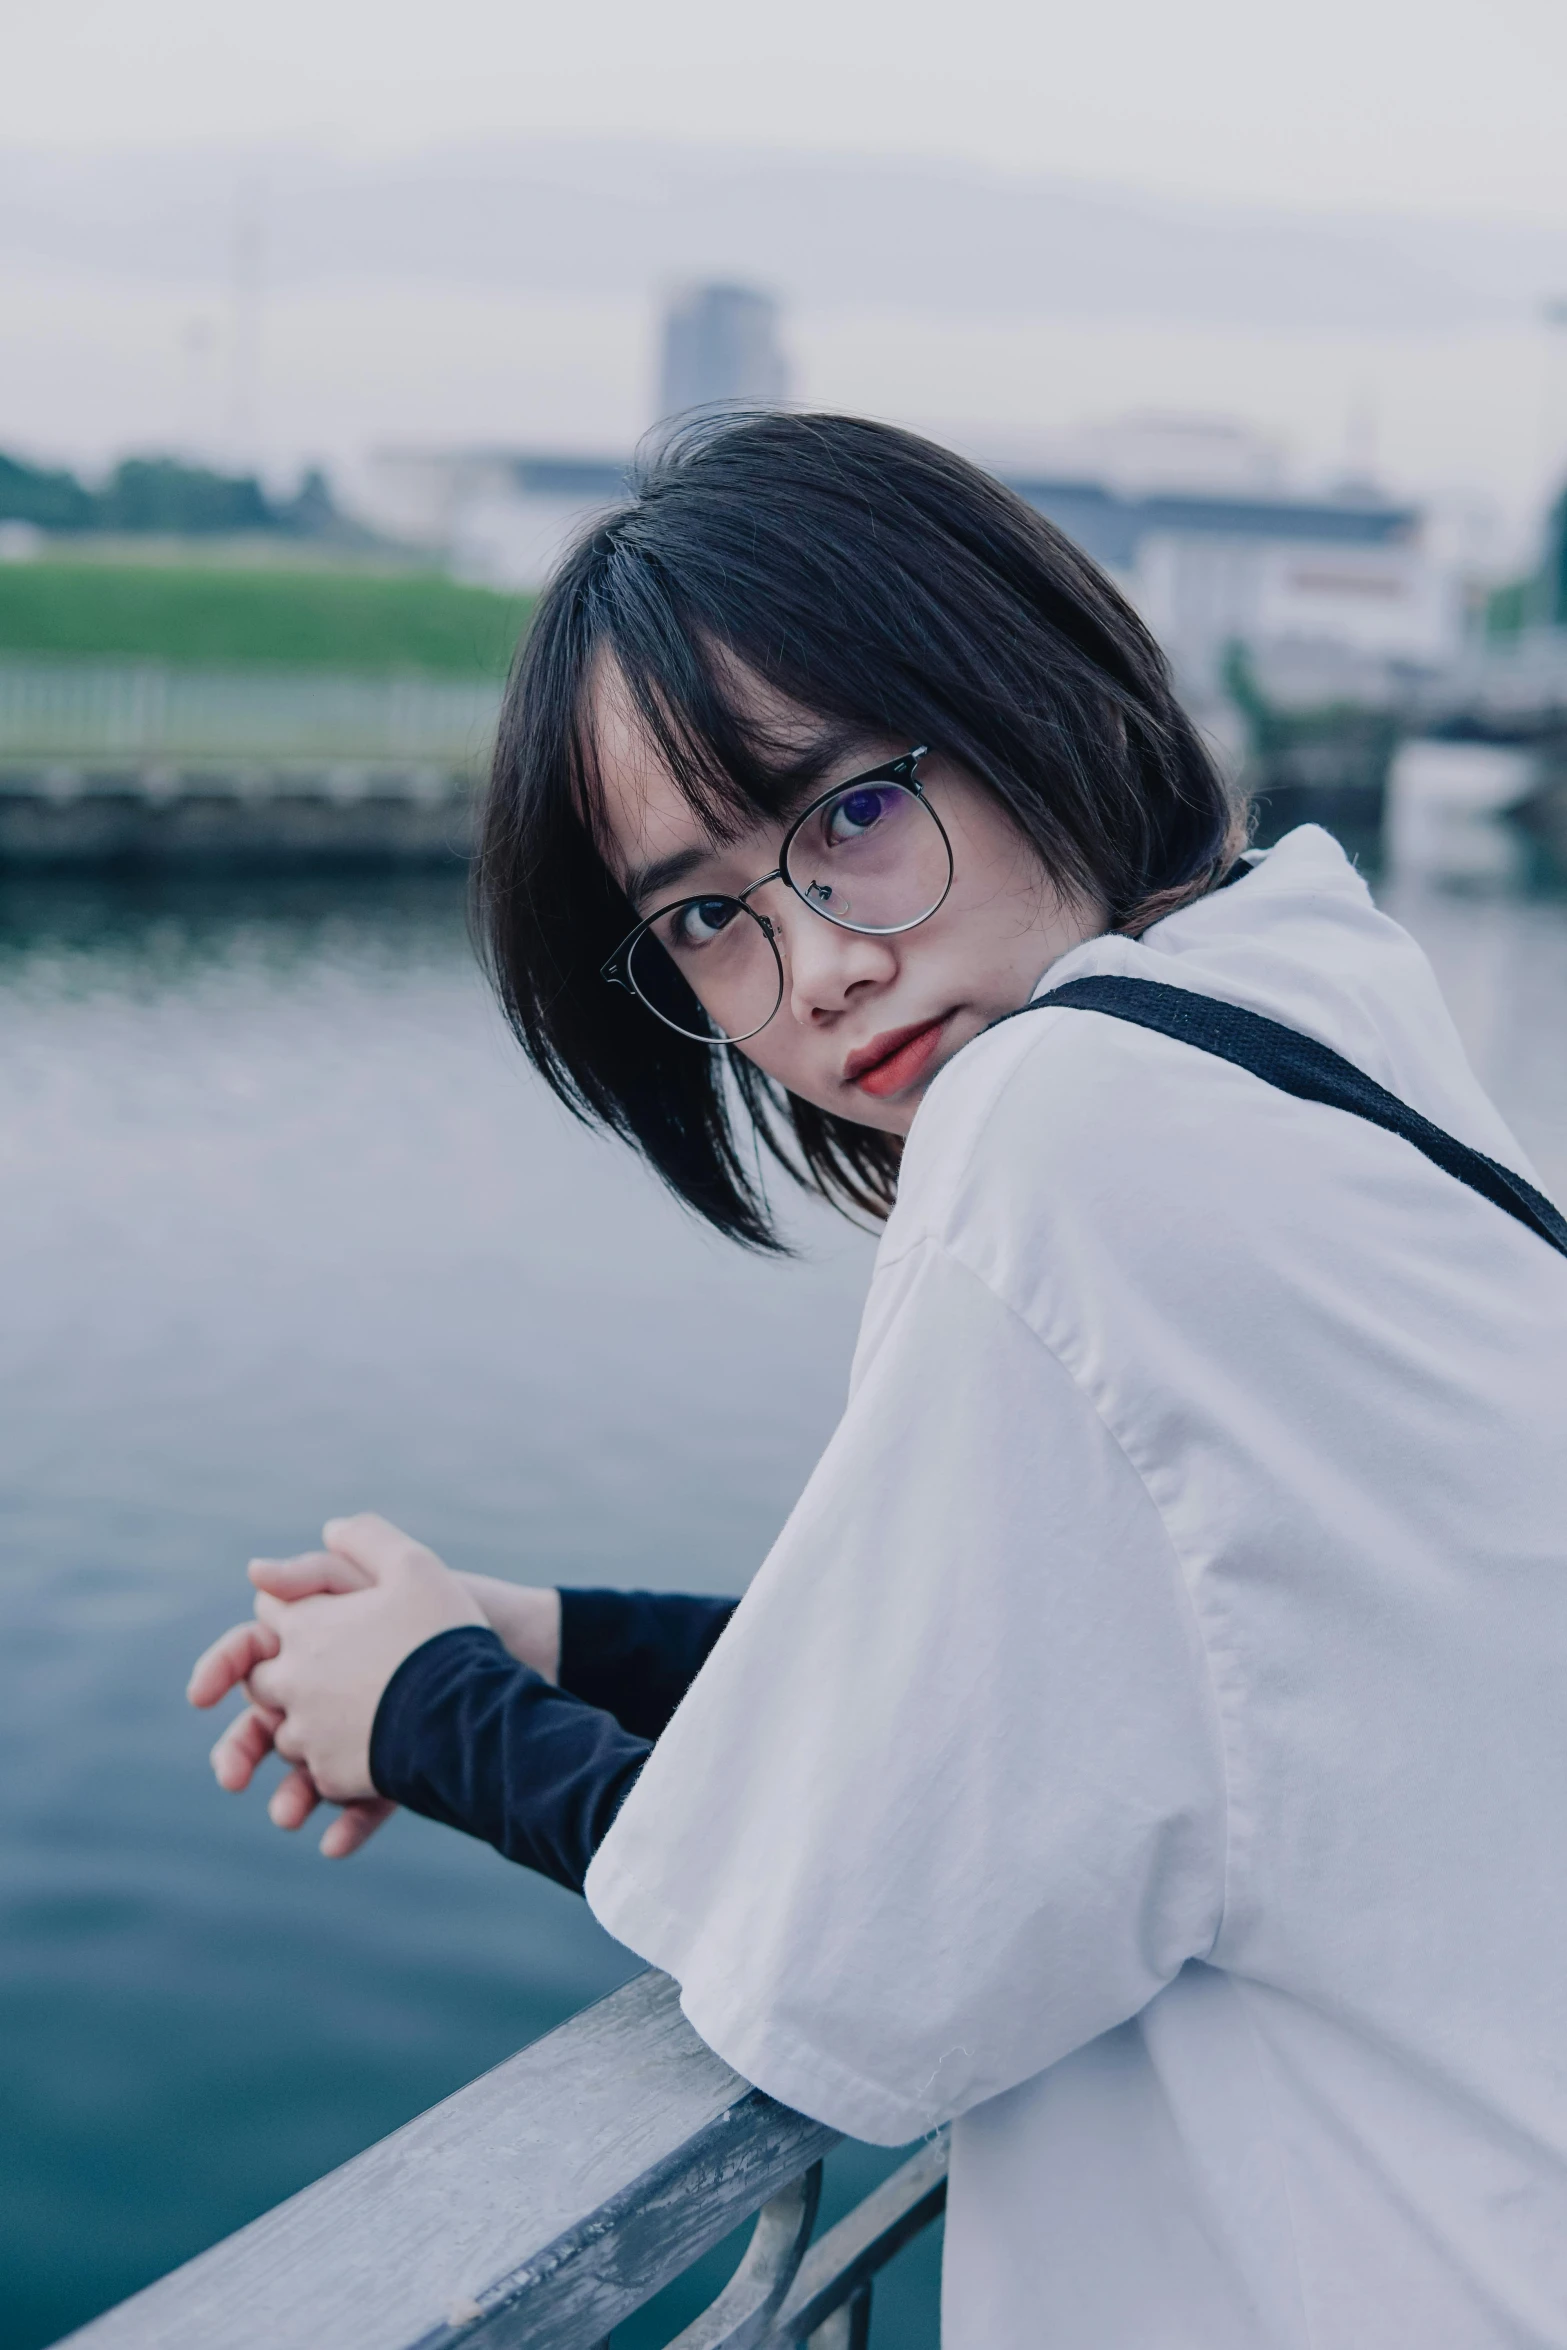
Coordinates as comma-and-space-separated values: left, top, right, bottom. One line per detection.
736, 1035, 810, 1102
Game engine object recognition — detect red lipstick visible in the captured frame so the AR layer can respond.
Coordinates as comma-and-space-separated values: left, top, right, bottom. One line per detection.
846, 1015, 951, 1099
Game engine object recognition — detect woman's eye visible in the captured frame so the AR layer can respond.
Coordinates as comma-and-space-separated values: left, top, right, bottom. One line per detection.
670, 897, 738, 950
825, 787, 888, 844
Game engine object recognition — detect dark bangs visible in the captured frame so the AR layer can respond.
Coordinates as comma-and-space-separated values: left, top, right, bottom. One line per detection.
474, 410, 1239, 1250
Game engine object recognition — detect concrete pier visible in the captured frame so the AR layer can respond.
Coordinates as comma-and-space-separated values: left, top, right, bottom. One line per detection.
0, 659, 500, 862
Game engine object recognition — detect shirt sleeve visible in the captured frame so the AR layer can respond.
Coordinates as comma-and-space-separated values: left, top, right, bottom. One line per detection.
370, 1627, 650, 1891
557, 1589, 737, 1738
584, 1239, 1229, 2145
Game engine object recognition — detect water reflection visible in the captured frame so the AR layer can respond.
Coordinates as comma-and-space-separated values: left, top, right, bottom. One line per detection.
2, 787, 1563, 2349
0, 865, 893, 2350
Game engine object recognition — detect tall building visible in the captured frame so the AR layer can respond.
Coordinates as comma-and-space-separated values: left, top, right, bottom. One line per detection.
656, 284, 790, 425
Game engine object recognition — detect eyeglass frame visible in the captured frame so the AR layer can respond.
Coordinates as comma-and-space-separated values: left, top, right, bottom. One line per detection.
599, 747, 951, 1047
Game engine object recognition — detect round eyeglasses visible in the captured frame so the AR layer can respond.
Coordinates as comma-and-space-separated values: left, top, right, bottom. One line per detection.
601, 748, 953, 1046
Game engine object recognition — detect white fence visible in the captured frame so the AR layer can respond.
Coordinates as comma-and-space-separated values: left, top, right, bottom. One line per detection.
0, 658, 504, 770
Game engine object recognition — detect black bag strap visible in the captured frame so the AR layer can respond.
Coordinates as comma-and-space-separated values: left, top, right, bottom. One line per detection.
994, 975, 1567, 1264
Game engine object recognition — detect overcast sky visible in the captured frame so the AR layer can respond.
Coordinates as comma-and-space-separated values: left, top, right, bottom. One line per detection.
5, 0, 1567, 551
11, 0, 1567, 220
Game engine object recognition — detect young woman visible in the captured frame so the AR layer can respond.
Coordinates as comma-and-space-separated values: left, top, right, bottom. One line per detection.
191, 414, 1567, 2346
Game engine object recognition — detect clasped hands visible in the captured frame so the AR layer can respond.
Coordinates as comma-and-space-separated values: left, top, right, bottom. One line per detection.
187, 1513, 561, 1858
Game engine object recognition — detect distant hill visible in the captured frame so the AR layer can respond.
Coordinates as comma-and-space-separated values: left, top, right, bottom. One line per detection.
0, 560, 531, 676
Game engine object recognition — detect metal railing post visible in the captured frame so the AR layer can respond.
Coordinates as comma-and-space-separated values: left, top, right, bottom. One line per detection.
805, 2283, 871, 2350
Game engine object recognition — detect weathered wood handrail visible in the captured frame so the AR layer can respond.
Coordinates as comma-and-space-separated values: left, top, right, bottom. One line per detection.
59, 1971, 947, 2350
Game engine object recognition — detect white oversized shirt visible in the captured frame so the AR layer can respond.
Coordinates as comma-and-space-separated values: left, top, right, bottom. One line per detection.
586, 826, 1567, 2347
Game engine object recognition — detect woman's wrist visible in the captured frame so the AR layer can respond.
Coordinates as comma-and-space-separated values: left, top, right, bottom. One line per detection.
369, 1625, 650, 1891
456, 1575, 561, 1682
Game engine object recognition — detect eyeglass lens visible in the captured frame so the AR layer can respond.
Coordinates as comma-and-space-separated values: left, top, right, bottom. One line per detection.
628, 897, 782, 1043
782, 776, 951, 935
625, 778, 951, 1044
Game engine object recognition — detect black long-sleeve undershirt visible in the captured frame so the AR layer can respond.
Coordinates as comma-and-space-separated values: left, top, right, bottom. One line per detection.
556, 1587, 737, 1737
369, 1588, 737, 1892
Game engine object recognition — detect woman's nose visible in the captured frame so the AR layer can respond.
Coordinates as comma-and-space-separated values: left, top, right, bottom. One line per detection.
772, 894, 898, 1020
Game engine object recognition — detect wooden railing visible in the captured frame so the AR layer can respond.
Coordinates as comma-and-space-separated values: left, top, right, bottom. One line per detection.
58, 1972, 947, 2350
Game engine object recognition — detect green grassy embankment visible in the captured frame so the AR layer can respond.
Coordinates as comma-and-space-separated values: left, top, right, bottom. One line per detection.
0, 561, 533, 677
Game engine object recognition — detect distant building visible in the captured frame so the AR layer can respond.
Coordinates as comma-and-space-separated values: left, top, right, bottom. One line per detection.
364, 447, 630, 594
656, 284, 790, 425
1039, 414, 1289, 500
360, 284, 792, 589
362, 386, 1459, 688
1003, 467, 1456, 692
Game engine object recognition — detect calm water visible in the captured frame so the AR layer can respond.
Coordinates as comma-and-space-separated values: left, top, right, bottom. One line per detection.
3, 795, 1565, 2348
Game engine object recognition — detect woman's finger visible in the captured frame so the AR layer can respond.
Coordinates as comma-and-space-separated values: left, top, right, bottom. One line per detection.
210, 1703, 283, 1792
268, 1765, 321, 1832
245, 1653, 286, 1711
188, 1619, 281, 1709
322, 1512, 432, 1582
250, 1590, 291, 1637
249, 1550, 372, 1601
271, 1714, 307, 1766
319, 1798, 397, 1860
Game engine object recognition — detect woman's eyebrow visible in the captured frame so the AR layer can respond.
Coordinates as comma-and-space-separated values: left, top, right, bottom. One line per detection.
623, 843, 712, 908
620, 729, 874, 906
770, 726, 870, 801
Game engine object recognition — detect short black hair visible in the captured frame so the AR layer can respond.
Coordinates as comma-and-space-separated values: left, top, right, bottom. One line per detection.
475, 410, 1238, 1249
